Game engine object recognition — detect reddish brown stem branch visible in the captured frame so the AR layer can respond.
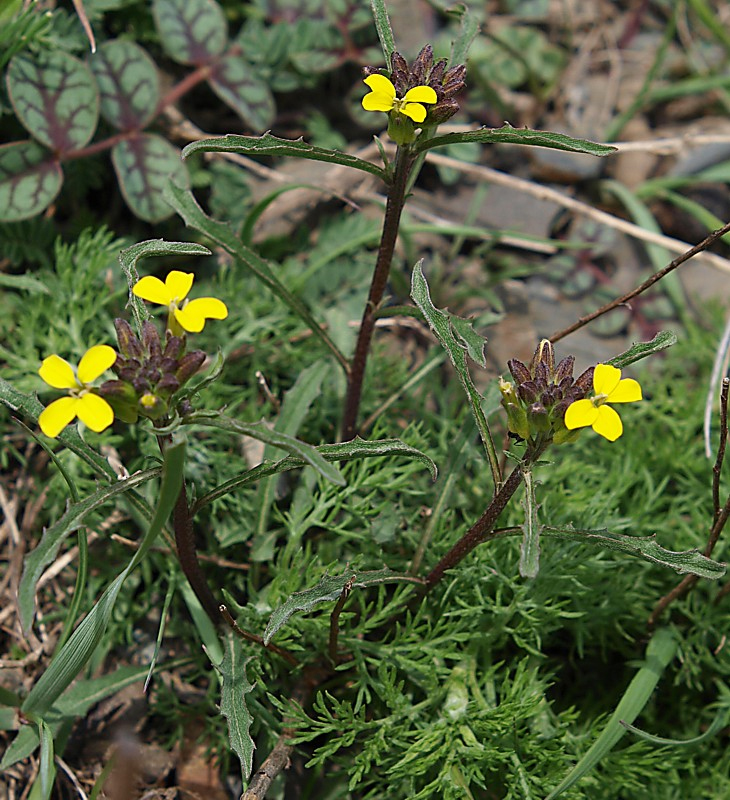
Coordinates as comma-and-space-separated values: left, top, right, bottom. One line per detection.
220, 605, 299, 667
550, 220, 730, 344
341, 148, 413, 440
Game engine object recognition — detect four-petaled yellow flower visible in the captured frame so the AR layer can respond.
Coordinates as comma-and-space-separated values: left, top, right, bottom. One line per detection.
133, 270, 228, 335
564, 363, 642, 442
38, 345, 117, 438
361, 75, 437, 123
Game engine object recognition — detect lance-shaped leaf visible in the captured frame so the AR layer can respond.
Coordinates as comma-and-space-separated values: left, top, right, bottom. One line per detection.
89, 40, 160, 130
264, 569, 422, 644
411, 261, 500, 486
0, 140, 62, 222
545, 628, 677, 800
519, 468, 540, 579
153, 0, 228, 65
112, 133, 189, 222
607, 331, 677, 370
182, 133, 388, 181
184, 412, 346, 486
18, 468, 161, 634
7, 51, 99, 152
21, 439, 185, 717
542, 526, 725, 579
208, 53, 275, 132
216, 634, 255, 782
414, 126, 617, 157
193, 437, 437, 513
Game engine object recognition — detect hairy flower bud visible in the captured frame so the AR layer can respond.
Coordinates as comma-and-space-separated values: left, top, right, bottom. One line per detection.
176, 350, 206, 383
114, 318, 143, 360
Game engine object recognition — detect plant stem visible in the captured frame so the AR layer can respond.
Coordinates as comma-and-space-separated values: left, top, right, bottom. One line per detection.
424, 443, 546, 589
341, 146, 413, 440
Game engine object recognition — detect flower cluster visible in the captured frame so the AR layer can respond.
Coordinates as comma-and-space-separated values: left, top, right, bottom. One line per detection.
362, 45, 466, 144
37, 271, 227, 438
500, 340, 643, 445
499, 340, 594, 446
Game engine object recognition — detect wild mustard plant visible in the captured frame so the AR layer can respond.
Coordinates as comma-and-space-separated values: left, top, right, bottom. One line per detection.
5, 2, 730, 798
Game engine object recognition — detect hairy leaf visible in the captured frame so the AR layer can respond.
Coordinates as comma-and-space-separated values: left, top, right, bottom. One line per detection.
182, 133, 388, 181
21, 439, 184, 717
411, 261, 500, 484
193, 437, 438, 512
542, 526, 725, 579
89, 39, 160, 130
415, 126, 617, 157
264, 569, 422, 644
153, 0, 228, 65
0, 140, 62, 221
607, 331, 677, 369
519, 468, 540, 579
217, 634, 255, 781
7, 51, 98, 152
112, 133, 189, 222
18, 468, 161, 634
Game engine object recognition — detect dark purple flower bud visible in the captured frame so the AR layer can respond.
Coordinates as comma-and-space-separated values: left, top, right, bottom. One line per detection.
98, 379, 136, 401
176, 350, 206, 383
142, 321, 162, 360
531, 339, 554, 377
554, 355, 575, 384
411, 44, 433, 86
541, 385, 560, 407
574, 367, 595, 393
426, 99, 460, 125
508, 359, 531, 384
117, 365, 139, 383
132, 377, 149, 394
552, 398, 571, 420
518, 380, 539, 404
390, 52, 409, 95
558, 375, 574, 395
163, 336, 183, 361
533, 361, 549, 384
161, 357, 178, 375
442, 64, 467, 91
429, 59, 447, 87
157, 374, 180, 396
114, 318, 143, 360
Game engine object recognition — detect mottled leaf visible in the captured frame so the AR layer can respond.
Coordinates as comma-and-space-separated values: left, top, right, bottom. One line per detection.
208, 53, 275, 132
112, 133, 189, 222
264, 569, 421, 644
89, 39, 160, 130
7, 51, 99, 152
217, 634, 255, 781
0, 140, 62, 221
519, 468, 541, 579
153, 0, 228, 65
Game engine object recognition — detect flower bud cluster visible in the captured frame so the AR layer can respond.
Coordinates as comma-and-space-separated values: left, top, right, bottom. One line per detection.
388, 45, 466, 126
99, 319, 205, 423
499, 340, 594, 445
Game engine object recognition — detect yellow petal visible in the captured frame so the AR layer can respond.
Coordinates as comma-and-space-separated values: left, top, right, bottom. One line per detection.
39, 396, 80, 437
401, 102, 427, 123
403, 85, 437, 104
76, 393, 114, 433
592, 405, 623, 441
607, 377, 642, 403
77, 344, 117, 384
39, 354, 77, 389
165, 270, 194, 302
593, 363, 621, 396
362, 91, 395, 112
174, 297, 228, 333
564, 398, 598, 430
363, 74, 396, 98
133, 275, 172, 305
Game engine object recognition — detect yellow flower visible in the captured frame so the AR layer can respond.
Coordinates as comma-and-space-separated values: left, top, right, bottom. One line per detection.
564, 363, 642, 442
132, 270, 228, 335
38, 345, 117, 437
361, 74, 437, 123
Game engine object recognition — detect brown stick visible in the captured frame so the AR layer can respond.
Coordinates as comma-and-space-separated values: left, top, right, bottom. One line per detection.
550, 220, 730, 343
